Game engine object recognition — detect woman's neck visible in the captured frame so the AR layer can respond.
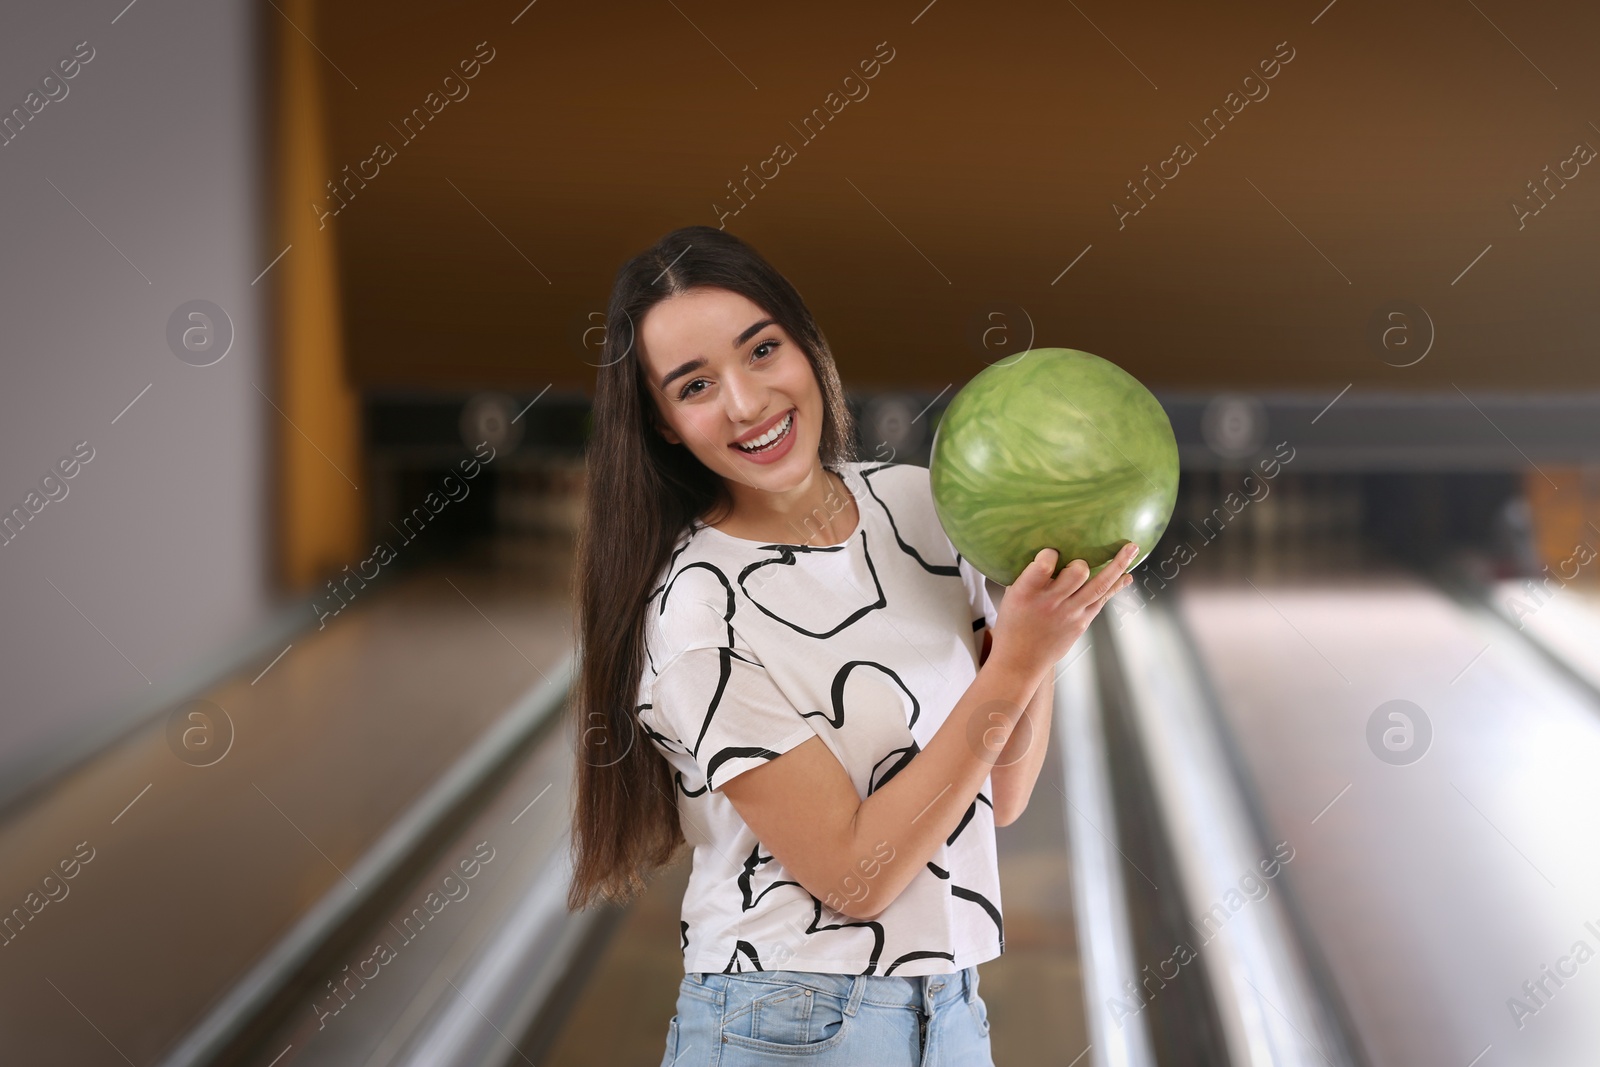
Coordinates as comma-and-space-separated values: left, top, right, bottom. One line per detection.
704, 465, 860, 546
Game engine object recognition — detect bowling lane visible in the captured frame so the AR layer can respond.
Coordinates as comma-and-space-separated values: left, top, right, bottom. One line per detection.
1484, 580, 1600, 697
1171, 567, 1600, 1067
233, 698, 587, 1067
0, 562, 573, 1066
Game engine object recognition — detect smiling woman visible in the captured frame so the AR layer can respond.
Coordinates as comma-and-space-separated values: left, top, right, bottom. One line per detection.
639, 286, 849, 543
564, 224, 1124, 1067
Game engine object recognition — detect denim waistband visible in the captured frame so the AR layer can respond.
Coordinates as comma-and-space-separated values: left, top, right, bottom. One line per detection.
686, 965, 979, 1017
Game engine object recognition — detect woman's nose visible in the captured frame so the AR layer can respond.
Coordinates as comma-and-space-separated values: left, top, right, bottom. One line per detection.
719, 370, 768, 423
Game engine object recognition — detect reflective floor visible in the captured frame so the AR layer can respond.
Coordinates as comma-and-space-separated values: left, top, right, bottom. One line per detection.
0, 561, 573, 1065
7, 529, 1600, 1066
1177, 569, 1600, 1067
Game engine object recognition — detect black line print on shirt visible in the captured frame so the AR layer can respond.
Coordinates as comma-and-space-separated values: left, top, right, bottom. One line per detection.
654, 575, 790, 789
675, 643, 735, 764
735, 535, 887, 638
886, 949, 958, 974
704, 735, 794, 789
952, 883, 1005, 947
817, 659, 921, 730
868, 742, 918, 794
663, 761, 709, 799
644, 537, 707, 675
726, 941, 763, 972
635, 706, 692, 759
738, 841, 800, 911
660, 559, 738, 647
862, 462, 993, 666
857, 462, 962, 578
747, 898, 888, 976
947, 794, 991, 845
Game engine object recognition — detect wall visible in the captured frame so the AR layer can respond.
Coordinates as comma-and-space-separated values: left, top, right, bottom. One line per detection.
0, 1, 278, 798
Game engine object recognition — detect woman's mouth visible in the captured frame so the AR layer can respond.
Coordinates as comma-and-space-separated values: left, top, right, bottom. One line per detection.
732, 409, 795, 455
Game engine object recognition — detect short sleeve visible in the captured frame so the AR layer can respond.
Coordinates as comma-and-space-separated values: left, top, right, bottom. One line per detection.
642, 600, 816, 792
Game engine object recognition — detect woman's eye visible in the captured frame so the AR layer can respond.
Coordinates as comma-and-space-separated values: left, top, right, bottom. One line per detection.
677, 340, 780, 400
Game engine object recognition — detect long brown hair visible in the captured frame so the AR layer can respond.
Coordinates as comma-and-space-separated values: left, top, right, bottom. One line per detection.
566, 225, 858, 911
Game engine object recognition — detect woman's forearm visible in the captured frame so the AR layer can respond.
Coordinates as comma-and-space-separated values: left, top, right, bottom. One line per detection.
988, 671, 1055, 825
973, 622, 1058, 825
833, 649, 1045, 920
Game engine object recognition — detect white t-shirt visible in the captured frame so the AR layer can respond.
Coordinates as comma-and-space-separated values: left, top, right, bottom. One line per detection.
636, 459, 1005, 977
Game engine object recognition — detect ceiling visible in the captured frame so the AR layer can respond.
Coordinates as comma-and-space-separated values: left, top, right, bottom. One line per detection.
303, 0, 1600, 394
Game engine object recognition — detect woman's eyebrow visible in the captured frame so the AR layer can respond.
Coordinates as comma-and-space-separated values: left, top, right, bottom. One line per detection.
733, 318, 775, 348
659, 358, 705, 392
658, 319, 777, 391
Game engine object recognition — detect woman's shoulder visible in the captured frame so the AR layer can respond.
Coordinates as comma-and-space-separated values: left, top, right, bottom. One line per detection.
645, 537, 739, 642
847, 457, 930, 499
854, 459, 939, 523
644, 579, 737, 670
856, 460, 972, 578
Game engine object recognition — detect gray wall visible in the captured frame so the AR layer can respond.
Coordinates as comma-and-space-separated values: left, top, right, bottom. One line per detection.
0, 1, 283, 800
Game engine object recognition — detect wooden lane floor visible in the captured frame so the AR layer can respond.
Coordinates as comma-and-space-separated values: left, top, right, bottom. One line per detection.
1173, 566, 1600, 1067
0, 555, 574, 1065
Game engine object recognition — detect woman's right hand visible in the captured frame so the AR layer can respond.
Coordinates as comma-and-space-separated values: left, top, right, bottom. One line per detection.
987, 542, 1138, 682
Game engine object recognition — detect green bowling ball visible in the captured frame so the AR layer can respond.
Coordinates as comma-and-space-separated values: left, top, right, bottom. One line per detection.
929, 347, 1179, 587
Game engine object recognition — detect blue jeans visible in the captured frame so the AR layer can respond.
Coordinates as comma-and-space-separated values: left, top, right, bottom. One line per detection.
658, 965, 994, 1066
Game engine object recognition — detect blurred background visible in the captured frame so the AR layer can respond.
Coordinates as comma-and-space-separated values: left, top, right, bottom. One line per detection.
2, 1, 1599, 1065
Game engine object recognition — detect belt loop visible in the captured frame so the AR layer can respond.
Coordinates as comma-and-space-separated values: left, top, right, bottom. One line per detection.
965, 965, 978, 1004
844, 974, 866, 1016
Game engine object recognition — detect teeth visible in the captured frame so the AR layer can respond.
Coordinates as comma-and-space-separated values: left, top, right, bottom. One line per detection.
735, 411, 793, 452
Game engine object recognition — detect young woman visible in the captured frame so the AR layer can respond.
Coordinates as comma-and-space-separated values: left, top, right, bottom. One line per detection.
567, 225, 1135, 1065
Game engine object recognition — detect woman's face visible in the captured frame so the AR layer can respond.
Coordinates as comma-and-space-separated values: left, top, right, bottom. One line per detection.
640, 286, 824, 495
